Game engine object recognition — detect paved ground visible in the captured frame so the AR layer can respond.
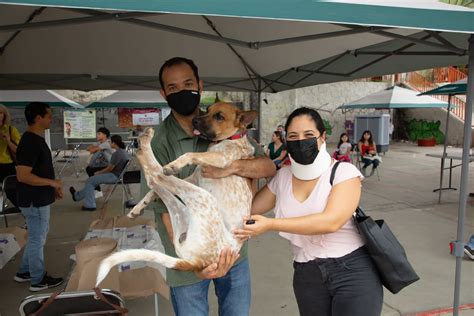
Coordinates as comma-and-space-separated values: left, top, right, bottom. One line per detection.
0, 142, 473, 316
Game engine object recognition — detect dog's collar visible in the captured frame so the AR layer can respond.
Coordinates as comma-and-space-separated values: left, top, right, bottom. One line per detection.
228, 131, 247, 140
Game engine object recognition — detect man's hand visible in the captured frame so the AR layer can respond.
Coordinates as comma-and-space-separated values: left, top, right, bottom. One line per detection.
50, 179, 62, 189
194, 248, 239, 279
201, 163, 236, 179
55, 187, 63, 200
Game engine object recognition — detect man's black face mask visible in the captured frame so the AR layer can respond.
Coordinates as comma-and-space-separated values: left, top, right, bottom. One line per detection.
166, 90, 201, 116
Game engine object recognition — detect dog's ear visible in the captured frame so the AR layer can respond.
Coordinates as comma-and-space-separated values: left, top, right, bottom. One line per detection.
238, 110, 258, 128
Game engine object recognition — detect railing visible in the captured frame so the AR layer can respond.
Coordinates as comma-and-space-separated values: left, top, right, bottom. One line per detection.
432, 67, 468, 83
405, 71, 466, 121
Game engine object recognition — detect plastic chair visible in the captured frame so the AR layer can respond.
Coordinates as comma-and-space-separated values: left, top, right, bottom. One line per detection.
352, 144, 380, 181
0, 175, 22, 227
102, 160, 141, 213
19, 289, 127, 316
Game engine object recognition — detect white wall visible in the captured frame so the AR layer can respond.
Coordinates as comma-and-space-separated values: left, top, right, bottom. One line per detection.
260, 81, 390, 145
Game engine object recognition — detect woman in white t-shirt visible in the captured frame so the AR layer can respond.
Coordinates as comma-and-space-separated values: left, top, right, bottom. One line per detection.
234, 107, 382, 316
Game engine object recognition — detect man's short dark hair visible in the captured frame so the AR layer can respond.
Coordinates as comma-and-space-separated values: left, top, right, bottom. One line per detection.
24, 102, 50, 126
158, 57, 200, 90
97, 127, 110, 138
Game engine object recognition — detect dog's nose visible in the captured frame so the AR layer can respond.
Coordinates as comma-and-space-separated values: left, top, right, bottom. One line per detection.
192, 117, 199, 127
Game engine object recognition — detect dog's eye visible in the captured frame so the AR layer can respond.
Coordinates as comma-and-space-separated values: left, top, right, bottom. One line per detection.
214, 113, 224, 121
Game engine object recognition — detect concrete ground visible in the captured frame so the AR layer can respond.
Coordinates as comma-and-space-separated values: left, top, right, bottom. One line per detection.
0, 142, 473, 316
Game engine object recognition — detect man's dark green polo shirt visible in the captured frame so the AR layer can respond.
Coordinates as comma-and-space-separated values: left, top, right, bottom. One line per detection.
141, 113, 263, 288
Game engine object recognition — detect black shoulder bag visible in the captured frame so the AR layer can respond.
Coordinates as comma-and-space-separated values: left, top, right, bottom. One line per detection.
330, 161, 419, 294
7, 125, 17, 164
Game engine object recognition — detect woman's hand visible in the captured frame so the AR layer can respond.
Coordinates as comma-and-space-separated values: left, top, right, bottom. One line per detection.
233, 215, 273, 240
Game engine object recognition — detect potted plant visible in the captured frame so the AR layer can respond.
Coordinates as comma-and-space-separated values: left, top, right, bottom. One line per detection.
407, 119, 444, 147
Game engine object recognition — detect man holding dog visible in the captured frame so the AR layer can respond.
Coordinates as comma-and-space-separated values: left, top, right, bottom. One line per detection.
143, 57, 276, 315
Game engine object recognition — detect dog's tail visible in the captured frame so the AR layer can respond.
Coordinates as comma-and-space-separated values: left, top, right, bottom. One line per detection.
96, 249, 194, 286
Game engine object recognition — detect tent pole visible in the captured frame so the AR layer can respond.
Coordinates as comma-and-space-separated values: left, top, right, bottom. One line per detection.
257, 78, 262, 144
438, 96, 451, 204
453, 34, 474, 316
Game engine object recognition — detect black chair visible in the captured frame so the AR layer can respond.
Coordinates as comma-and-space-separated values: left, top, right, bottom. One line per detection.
102, 160, 142, 212
0, 175, 22, 227
19, 289, 127, 316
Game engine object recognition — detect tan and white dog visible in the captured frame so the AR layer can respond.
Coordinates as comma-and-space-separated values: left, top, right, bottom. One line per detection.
96, 103, 257, 285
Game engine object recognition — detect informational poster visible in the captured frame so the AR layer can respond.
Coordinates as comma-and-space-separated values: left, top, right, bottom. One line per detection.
117, 108, 160, 128
63, 109, 96, 139
132, 109, 160, 126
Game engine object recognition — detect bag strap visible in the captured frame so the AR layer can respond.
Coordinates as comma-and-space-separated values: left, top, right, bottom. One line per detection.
329, 161, 366, 218
8, 125, 17, 146
329, 161, 342, 186
29, 290, 64, 316
93, 288, 128, 315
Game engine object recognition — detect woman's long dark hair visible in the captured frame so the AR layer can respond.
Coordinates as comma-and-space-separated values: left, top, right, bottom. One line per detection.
359, 130, 374, 146
111, 135, 126, 149
273, 131, 285, 144
285, 107, 325, 135
337, 133, 349, 149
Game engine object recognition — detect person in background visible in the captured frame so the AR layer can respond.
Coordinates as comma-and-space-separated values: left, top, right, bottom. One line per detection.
14, 102, 64, 292
358, 130, 380, 177
70, 135, 129, 211
332, 133, 352, 162
86, 127, 113, 176
234, 107, 383, 316
85, 127, 113, 197
277, 124, 286, 139
0, 104, 21, 204
266, 131, 287, 169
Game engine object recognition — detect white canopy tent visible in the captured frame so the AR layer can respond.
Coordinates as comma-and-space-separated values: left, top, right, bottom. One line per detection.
0, 89, 82, 107
86, 90, 167, 108
0, 1, 472, 92
338, 86, 449, 110
0, 1, 473, 314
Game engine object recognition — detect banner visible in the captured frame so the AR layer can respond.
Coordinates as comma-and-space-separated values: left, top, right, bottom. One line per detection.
118, 108, 160, 128
64, 110, 96, 139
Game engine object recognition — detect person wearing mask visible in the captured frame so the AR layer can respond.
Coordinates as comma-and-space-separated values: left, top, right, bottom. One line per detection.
0, 104, 21, 204
234, 107, 383, 316
13, 102, 64, 292
145, 57, 275, 316
266, 131, 287, 169
70, 135, 129, 211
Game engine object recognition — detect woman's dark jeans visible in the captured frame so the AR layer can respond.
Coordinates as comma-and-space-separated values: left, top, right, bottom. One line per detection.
293, 247, 383, 316
362, 158, 380, 169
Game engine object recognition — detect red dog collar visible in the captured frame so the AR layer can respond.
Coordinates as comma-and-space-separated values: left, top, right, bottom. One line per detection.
229, 131, 247, 140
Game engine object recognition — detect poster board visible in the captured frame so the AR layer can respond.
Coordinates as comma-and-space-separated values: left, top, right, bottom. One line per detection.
63, 109, 96, 139
118, 108, 160, 128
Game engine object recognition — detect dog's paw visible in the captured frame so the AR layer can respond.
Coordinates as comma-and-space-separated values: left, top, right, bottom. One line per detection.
163, 166, 176, 176
127, 207, 144, 219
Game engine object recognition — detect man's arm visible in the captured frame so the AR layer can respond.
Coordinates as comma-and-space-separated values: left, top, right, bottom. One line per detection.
201, 156, 276, 179
16, 165, 62, 189
87, 145, 101, 153
94, 165, 114, 175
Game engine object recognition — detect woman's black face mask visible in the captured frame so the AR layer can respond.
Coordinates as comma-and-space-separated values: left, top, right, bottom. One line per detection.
166, 90, 201, 116
286, 137, 319, 165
